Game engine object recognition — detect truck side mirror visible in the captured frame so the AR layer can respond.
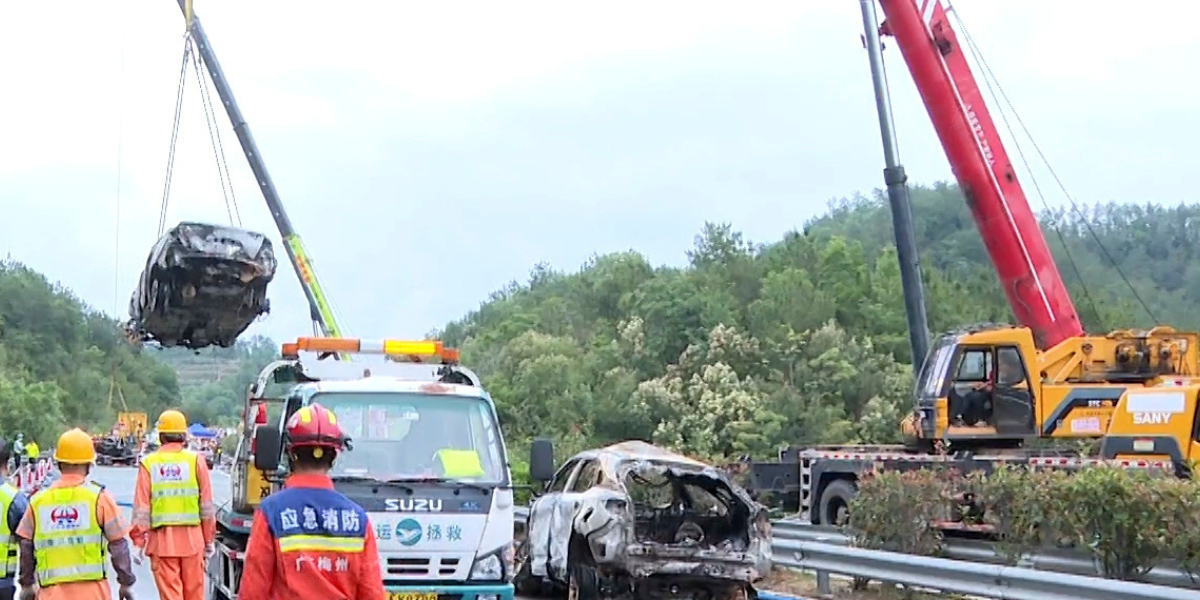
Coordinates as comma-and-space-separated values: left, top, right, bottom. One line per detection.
529, 438, 555, 483
253, 427, 282, 472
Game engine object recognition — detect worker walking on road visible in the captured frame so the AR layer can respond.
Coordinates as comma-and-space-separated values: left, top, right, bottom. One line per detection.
10, 437, 23, 472
0, 440, 29, 600
239, 403, 385, 600
16, 428, 136, 600
130, 409, 215, 600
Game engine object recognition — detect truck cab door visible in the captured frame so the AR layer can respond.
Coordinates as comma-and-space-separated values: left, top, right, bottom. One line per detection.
990, 346, 1036, 436
528, 458, 579, 580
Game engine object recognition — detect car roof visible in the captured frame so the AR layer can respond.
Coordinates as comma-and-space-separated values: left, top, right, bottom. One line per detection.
572, 440, 709, 468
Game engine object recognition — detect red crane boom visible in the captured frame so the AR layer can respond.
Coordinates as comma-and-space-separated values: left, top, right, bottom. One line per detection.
876, 0, 1084, 348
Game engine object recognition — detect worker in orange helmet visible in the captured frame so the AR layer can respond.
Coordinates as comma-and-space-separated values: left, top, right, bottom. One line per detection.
238, 403, 385, 600
15, 428, 136, 600
129, 410, 216, 600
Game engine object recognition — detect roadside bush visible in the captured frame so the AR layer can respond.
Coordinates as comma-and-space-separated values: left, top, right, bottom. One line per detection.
510, 456, 533, 506
1161, 476, 1200, 582
846, 468, 953, 556
1057, 466, 1173, 581
850, 464, 1200, 582
966, 465, 1070, 565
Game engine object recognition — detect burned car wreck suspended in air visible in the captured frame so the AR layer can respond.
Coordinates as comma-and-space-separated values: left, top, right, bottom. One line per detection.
516, 440, 772, 600
125, 222, 276, 350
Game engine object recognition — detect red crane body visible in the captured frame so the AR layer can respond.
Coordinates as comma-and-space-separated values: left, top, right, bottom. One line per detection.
876, 0, 1084, 348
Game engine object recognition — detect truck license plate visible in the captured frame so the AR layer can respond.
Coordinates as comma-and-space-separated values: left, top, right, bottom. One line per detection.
389, 593, 438, 600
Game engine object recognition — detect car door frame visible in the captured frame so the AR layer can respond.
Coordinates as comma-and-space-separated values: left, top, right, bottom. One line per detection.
528, 457, 581, 579
545, 458, 604, 581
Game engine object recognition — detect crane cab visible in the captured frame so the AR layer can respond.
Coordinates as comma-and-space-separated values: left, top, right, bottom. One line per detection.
903, 324, 1200, 465
902, 325, 1044, 448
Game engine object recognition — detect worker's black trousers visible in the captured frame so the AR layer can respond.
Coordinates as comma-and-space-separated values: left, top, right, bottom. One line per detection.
0, 584, 15, 600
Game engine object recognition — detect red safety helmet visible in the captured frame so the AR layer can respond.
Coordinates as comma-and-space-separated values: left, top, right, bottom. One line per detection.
285, 403, 350, 451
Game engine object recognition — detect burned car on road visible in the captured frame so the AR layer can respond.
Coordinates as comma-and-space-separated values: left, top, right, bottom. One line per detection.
125, 222, 276, 349
515, 440, 772, 600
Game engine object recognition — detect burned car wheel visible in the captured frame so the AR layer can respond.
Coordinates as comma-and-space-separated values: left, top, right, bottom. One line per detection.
512, 540, 542, 596
567, 541, 601, 600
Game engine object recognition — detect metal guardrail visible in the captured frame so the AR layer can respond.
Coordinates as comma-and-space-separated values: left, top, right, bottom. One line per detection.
770, 518, 1199, 591
512, 507, 1200, 598
775, 539, 1197, 600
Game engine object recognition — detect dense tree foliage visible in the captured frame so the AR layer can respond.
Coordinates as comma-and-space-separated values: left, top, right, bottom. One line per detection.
6, 181, 1196, 461
439, 183, 1199, 462
0, 259, 181, 445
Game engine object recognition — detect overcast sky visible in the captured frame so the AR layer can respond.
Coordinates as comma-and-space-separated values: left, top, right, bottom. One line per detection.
1, 1, 1196, 345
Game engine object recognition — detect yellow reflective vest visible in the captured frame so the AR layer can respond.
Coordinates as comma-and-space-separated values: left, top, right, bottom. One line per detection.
30, 483, 106, 586
0, 483, 19, 577
25, 443, 38, 460
142, 449, 201, 528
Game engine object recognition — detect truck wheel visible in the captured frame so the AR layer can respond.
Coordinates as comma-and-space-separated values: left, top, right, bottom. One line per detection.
817, 479, 857, 526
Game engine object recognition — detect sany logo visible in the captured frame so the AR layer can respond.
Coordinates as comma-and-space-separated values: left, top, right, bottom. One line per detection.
50, 507, 80, 528
159, 464, 183, 480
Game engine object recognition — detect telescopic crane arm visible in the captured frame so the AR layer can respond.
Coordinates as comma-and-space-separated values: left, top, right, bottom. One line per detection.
875, 0, 1085, 349
173, 0, 347, 352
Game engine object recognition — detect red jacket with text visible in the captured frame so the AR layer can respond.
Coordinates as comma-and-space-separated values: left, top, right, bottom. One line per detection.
238, 473, 386, 600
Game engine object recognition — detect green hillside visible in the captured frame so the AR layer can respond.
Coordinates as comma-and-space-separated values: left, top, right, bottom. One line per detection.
436, 182, 1198, 462
150, 337, 278, 427
0, 259, 181, 444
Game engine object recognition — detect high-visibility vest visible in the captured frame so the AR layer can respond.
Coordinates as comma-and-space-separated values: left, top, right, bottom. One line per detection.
0, 483, 19, 577
31, 483, 106, 586
25, 443, 38, 460
436, 449, 485, 478
142, 449, 201, 527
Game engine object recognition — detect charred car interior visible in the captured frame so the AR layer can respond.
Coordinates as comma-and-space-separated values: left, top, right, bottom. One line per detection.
517, 440, 771, 600
125, 222, 276, 350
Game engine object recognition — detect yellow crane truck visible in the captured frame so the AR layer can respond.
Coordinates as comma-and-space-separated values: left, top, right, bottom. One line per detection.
747, 0, 1200, 527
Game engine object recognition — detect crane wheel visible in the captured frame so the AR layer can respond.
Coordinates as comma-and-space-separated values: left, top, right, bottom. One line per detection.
817, 479, 857, 526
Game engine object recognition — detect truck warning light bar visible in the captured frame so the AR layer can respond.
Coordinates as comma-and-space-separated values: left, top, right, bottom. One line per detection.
281, 337, 460, 364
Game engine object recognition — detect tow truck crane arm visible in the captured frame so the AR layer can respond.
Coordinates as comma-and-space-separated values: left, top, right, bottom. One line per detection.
173, 0, 345, 347
876, 0, 1084, 349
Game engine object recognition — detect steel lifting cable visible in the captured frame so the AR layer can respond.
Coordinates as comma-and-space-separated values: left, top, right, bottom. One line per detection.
944, 2, 1159, 326
187, 36, 243, 227
157, 36, 193, 237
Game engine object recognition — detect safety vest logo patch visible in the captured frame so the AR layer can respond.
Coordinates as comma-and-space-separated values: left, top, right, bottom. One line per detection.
40, 503, 92, 531
152, 461, 191, 483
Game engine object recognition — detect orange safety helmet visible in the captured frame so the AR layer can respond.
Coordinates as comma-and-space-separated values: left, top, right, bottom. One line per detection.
285, 403, 349, 452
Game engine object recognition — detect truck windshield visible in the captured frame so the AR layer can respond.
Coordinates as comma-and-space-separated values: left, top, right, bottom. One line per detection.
916, 336, 957, 398
314, 391, 506, 486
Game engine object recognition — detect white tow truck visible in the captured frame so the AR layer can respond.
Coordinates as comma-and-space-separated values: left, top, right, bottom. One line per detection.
207, 337, 516, 600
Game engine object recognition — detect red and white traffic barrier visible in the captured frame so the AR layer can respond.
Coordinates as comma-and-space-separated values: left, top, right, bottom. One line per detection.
10, 458, 52, 493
